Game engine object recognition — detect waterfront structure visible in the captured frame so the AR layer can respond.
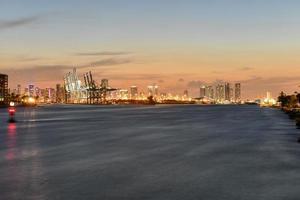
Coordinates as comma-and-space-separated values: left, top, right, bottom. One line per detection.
130, 86, 138, 99
235, 83, 241, 102
216, 84, 225, 102
45, 88, 56, 103
64, 68, 116, 104
261, 91, 277, 106
35, 87, 41, 97
0, 74, 8, 105
17, 84, 21, 96
119, 89, 129, 100
101, 79, 109, 88
56, 84, 65, 103
206, 86, 214, 99
183, 90, 188, 97
24, 87, 29, 96
29, 84, 35, 97
224, 82, 230, 101
200, 86, 206, 98
64, 68, 87, 103
230, 87, 234, 101
148, 84, 159, 97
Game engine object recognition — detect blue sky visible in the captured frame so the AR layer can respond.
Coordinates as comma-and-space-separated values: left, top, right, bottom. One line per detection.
1, 0, 300, 98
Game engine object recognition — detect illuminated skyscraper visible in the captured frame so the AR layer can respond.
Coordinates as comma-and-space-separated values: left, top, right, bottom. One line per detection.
119, 89, 129, 100
216, 84, 225, 102
0, 74, 8, 105
230, 87, 234, 101
56, 84, 65, 103
46, 88, 56, 103
17, 84, 21, 96
235, 83, 241, 102
64, 68, 86, 103
225, 82, 230, 101
200, 86, 206, 98
183, 90, 188, 97
148, 84, 158, 97
206, 86, 214, 99
24, 88, 29, 96
130, 86, 138, 99
35, 87, 41, 97
101, 79, 109, 88
29, 84, 35, 97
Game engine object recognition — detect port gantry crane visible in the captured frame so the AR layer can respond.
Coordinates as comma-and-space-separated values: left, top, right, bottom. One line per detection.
83, 71, 117, 104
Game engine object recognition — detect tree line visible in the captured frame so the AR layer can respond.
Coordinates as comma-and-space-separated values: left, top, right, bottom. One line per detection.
278, 91, 300, 108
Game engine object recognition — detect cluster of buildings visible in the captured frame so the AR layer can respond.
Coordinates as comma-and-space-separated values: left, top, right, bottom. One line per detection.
63, 69, 191, 104
110, 85, 192, 102
1, 73, 65, 105
0, 74, 9, 105
199, 83, 241, 103
10, 83, 66, 104
1, 70, 243, 105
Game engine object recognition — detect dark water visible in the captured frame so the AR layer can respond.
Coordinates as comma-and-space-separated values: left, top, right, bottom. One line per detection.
0, 105, 300, 200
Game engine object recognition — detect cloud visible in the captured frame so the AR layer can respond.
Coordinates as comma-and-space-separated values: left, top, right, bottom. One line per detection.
211, 70, 223, 74
75, 51, 132, 56
240, 76, 300, 87
16, 56, 43, 62
239, 66, 254, 71
87, 57, 133, 67
3, 56, 134, 86
0, 16, 41, 30
187, 80, 206, 88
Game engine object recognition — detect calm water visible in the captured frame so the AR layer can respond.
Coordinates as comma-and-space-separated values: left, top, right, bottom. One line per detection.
0, 105, 300, 200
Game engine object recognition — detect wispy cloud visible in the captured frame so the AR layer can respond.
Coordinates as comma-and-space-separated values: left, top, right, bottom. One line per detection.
240, 76, 300, 86
239, 66, 254, 71
187, 80, 207, 88
87, 57, 133, 67
3, 56, 135, 84
211, 70, 223, 74
75, 51, 132, 56
16, 56, 43, 62
0, 15, 41, 30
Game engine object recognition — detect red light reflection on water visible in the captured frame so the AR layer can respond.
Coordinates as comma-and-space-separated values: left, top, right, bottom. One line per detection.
6, 123, 17, 160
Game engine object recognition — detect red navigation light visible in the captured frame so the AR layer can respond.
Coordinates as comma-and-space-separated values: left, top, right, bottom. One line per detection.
8, 107, 16, 116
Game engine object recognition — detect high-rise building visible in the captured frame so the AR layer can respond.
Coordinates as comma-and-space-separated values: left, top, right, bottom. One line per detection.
24, 88, 29, 96
235, 83, 241, 102
17, 84, 21, 96
101, 79, 109, 88
28, 84, 35, 97
0, 74, 8, 105
119, 89, 129, 100
130, 86, 138, 99
206, 86, 214, 99
183, 90, 188, 97
200, 86, 206, 98
35, 87, 41, 97
224, 82, 230, 101
45, 88, 56, 103
216, 84, 225, 102
148, 84, 158, 97
230, 87, 234, 101
56, 84, 65, 103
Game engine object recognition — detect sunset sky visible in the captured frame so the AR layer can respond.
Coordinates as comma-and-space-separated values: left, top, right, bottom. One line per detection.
1, 0, 300, 99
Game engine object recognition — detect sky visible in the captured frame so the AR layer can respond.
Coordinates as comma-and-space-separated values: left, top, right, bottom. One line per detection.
1, 0, 300, 99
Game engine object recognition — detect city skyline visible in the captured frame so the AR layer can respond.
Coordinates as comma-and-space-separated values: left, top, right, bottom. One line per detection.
7, 72, 243, 104
1, 1, 300, 99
